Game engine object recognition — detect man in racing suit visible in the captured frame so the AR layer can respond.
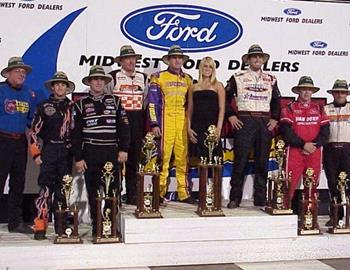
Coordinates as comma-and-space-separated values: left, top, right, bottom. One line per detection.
147, 45, 194, 203
72, 65, 130, 235
105, 45, 148, 205
0, 57, 37, 234
280, 76, 330, 202
226, 44, 281, 208
323, 79, 350, 225
29, 71, 75, 239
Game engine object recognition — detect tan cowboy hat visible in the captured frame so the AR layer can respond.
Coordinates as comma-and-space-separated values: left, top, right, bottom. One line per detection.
1, 56, 32, 78
292, 76, 320, 94
82, 65, 112, 86
114, 45, 142, 64
242, 44, 270, 64
161, 45, 189, 65
327, 79, 350, 94
44, 71, 75, 94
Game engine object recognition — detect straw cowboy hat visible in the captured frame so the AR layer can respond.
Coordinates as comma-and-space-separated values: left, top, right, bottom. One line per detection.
114, 45, 142, 64
292, 76, 320, 94
82, 65, 112, 86
44, 71, 75, 94
242, 44, 270, 64
161, 45, 189, 65
1, 56, 32, 78
326, 79, 350, 95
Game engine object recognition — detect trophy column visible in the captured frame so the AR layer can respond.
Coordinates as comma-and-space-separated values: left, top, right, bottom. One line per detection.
328, 172, 350, 234
196, 125, 224, 217
54, 175, 82, 244
265, 139, 293, 215
298, 168, 321, 235
93, 162, 121, 244
135, 132, 162, 218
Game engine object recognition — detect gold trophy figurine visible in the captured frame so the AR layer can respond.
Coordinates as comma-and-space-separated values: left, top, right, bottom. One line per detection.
135, 132, 162, 218
328, 172, 350, 234
197, 125, 224, 217
265, 139, 292, 215
298, 168, 320, 235
94, 162, 121, 244
54, 175, 82, 244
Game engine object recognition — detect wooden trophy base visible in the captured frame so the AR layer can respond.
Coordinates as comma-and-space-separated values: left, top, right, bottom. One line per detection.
196, 208, 225, 217
134, 209, 162, 219
264, 206, 293, 215
93, 235, 121, 244
54, 236, 83, 244
328, 227, 350, 234
298, 228, 321, 235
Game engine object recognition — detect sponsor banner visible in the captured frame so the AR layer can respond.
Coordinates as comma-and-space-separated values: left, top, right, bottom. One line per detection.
1, 0, 348, 194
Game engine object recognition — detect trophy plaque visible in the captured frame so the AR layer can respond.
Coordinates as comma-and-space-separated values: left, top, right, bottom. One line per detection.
298, 168, 321, 235
54, 175, 82, 244
94, 162, 121, 243
197, 125, 224, 217
328, 171, 350, 234
135, 132, 162, 218
265, 139, 293, 215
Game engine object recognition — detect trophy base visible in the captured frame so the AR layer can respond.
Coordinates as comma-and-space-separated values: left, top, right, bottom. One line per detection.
196, 208, 225, 217
298, 228, 321, 235
54, 236, 83, 244
134, 210, 163, 219
264, 207, 293, 215
93, 236, 121, 244
328, 227, 350, 234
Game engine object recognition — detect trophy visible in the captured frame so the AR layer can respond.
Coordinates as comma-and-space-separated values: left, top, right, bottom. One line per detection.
94, 162, 121, 243
197, 125, 224, 217
265, 139, 293, 215
54, 175, 82, 244
135, 132, 162, 218
32, 187, 49, 240
328, 172, 350, 234
298, 168, 320, 235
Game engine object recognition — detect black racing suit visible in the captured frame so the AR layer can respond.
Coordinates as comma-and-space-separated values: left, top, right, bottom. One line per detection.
71, 92, 130, 233
29, 95, 73, 230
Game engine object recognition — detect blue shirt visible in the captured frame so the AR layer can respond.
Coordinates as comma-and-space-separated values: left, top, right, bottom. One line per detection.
0, 81, 38, 134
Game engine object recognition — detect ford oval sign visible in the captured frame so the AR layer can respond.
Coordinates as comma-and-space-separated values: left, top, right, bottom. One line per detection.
120, 4, 243, 52
283, 8, 302, 16
310, 41, 327, 49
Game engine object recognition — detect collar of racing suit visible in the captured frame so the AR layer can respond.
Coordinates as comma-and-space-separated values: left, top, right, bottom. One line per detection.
88, 91, 105, 101
121, 68, 136, 78
167, 67, 185, 77
333, 101, 347, 107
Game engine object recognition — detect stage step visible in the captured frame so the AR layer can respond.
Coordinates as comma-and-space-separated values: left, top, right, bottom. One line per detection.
121, 202, 297, 243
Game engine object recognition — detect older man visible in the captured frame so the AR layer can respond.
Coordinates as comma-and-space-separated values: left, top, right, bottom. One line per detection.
280, 76, 330, 201
226, 44, 281, 208
0, 57, 37, 233
323, 79, 350, 225
72, 65, 130, 235
106, 45, 148, 205
148, 45, 194, 203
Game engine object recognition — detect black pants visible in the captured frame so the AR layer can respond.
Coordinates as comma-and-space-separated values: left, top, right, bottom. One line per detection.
323, 144, 350, 219
229, 116, 272, 205
37, 143, 73, 227
125, 111, 144, 204
0, 135, 27, 229
83, 144, 120, 232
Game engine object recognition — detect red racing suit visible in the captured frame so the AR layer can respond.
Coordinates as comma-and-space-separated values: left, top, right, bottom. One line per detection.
147, 69, 192, 200
280, 100, 330, 200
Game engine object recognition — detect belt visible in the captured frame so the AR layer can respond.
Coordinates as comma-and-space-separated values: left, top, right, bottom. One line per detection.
83, 139, 117, 146
0, 131, 26, 140
238, 111, 270, 118
328, 142, 350, 148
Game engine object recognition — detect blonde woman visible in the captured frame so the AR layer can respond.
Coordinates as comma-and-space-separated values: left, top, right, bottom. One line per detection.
187, 56, 225, 160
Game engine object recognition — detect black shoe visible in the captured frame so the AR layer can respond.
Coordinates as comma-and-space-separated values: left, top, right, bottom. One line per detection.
159, 196, 164, 204
325, 219, 333, 227
227, 201, 239, 209
8, 223, 34, 234
179, 197, 197, 205
254, 201, 266, 207
34, 231, 47, 240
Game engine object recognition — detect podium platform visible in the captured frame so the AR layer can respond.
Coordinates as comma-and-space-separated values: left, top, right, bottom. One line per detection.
1, 201, 350, 270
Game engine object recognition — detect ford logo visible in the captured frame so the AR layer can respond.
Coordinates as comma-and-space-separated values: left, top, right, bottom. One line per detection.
121, 4, 243, 52
310, 41, 327, 49
283, 8, 302, 16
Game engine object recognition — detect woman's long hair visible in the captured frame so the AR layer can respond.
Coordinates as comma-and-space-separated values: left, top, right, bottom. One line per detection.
198, 56, 218, 86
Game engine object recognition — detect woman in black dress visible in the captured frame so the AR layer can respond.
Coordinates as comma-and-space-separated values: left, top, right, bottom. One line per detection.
187, 57, 225, 163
